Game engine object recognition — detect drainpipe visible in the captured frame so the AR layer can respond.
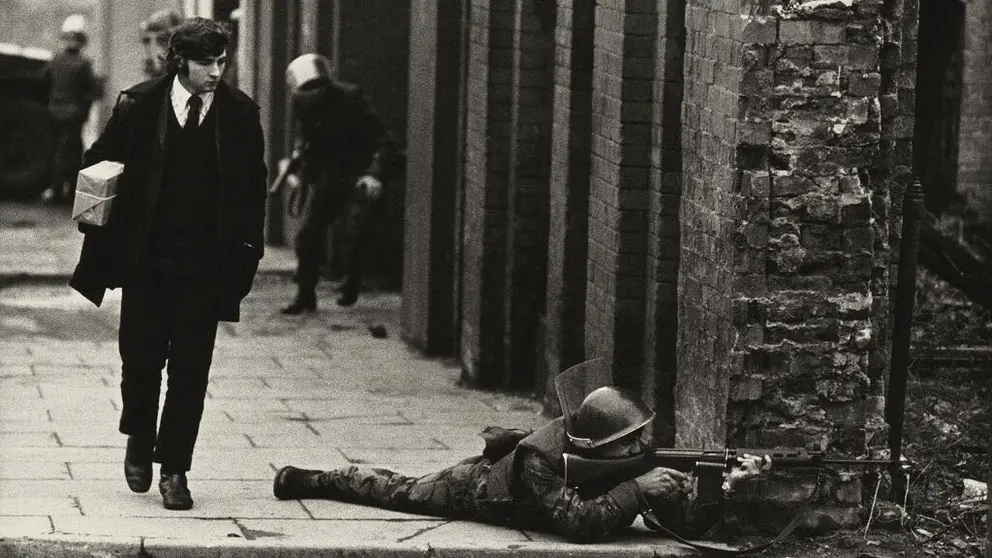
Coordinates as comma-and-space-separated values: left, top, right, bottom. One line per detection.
886, 177, 925, 500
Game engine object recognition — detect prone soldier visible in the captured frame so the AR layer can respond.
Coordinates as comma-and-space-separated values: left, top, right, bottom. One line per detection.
273, 361, 771, 543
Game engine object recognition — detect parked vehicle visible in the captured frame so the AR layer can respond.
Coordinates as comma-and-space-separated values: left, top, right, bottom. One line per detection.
0, 42, 53, 197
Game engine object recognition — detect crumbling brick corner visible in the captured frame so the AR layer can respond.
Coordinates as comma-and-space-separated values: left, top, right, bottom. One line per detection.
678, 0, 917, 532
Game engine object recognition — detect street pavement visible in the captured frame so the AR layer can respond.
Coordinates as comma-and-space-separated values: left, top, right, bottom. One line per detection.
0, 202, 699, 557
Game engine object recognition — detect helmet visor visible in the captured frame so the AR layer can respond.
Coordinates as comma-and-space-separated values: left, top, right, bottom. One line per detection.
554, 358, 612, 444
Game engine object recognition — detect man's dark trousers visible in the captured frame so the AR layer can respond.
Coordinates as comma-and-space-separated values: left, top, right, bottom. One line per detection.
118, 273, 218, 473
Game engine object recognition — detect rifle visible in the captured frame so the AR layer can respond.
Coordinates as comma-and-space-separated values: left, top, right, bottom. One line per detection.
562, 447, 899, 488
562, 448, 906, 557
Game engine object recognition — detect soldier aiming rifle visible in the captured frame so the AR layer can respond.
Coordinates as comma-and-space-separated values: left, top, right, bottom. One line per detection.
273, 359, 773, 546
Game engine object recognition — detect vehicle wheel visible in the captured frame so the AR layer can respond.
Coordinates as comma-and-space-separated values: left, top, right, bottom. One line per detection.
0, 97, 53, 197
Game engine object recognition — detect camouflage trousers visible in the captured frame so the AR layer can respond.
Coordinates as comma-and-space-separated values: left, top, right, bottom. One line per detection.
309, 456, 492, 519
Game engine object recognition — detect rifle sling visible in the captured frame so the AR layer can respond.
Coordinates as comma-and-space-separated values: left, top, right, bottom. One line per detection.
642, 471, 822, 557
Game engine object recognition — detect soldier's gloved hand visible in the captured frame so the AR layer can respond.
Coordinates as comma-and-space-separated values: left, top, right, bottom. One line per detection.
277, 158, 302, 190
355, 175, 383, 201
634, 467, 692, 503
722, 453, 771, 494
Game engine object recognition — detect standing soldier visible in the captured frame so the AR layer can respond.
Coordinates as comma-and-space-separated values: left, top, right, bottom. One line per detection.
140, 8, 182, 79
41, 14, 99, 205
278, 53, 401, 314
70, 18, 267, 511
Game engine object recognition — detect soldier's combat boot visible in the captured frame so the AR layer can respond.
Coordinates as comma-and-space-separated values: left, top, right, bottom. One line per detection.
281, 290, 317, 315
273, 466, 325, 499
336, 273, 361, 307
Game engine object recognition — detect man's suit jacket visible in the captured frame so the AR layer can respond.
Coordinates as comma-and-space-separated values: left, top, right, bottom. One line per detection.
70, 75, 267, 322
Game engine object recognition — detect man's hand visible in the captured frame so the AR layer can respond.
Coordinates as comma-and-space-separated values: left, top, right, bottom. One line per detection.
634, 467, 693, 503
355, 175, 383, 201
722, 454, 772, 494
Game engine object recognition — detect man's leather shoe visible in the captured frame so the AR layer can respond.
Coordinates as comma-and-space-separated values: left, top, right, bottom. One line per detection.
124, 437, 153, 493
281, 295, 316, 315
159, 473, 194, 510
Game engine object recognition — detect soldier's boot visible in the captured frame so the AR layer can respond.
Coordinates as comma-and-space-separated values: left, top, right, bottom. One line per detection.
281, 289, 317, 315
336, 268, 362, 307
273, 466, 326, 500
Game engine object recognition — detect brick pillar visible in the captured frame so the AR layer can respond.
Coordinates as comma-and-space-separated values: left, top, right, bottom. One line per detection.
585, 0, 657, 390
642, 0, 685, 446
958, 1, 992, 222
676, 0, 744, 448
502, 1, 555, 391
678, 1, 907, 531
460, 0, 514, 387
401, 0, 467, 354
543, 0, 594, 411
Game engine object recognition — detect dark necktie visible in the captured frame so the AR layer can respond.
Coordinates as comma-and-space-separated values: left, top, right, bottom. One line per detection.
185, 95, 202, 131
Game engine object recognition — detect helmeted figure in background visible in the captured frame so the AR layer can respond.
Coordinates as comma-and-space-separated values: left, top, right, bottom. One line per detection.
278, 53, 401, 314
273, 360, 771, 543
140, 9, 182, 78
70, 17, 267, 511
42, 14, 99, 204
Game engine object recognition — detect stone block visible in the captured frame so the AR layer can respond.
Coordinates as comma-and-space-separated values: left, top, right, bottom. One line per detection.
813, 45, 849, 68
742, 16, 778, 44
741, 170, 771, 197
779, 20, 847, 45
845, 22, 882, 45
847, 71, 881, 96
739, 120, 772, 145
729, 374, 764, 401
771, 174, 817, 197
847, 44, 880, 70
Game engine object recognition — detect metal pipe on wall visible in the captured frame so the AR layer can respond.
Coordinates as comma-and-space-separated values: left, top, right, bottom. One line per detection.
886, 177, 926, 500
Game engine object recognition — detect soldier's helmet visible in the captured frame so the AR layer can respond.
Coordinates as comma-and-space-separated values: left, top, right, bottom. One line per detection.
567, 386, 655, 450
60, 14, 88, 47
286, 53, 335, 96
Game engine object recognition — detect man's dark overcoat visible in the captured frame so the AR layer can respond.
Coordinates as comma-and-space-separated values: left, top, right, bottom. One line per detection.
69, 75, 267, 322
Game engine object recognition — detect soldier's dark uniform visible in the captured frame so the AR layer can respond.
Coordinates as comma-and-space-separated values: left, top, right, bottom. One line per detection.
43, 16, 98, 204
281, 54, 400, 313
280, 420, 648, 541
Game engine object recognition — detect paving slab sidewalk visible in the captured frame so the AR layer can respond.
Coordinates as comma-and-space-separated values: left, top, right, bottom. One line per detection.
0, 202, 704, 557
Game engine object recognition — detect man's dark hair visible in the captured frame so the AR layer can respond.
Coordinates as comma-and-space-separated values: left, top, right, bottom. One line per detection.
165, 17, 230, 75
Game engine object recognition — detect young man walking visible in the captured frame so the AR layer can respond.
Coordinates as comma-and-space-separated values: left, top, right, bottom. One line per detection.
70, 18, 267, 510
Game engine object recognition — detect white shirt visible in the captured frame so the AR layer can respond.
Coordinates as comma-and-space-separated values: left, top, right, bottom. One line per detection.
170, 76, 214, 127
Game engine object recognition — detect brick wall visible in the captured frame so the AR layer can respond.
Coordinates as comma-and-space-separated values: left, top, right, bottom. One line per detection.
503, 0, 555, 390
460, 0, 514, 387
642, 0, 685, 446
958, 0, 992, 222
676, 0, 744, 448
542, 0, 594, 410
585, 0, 657, 390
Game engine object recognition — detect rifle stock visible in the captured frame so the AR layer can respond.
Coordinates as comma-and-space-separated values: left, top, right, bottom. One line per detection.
562, 448, 898, 488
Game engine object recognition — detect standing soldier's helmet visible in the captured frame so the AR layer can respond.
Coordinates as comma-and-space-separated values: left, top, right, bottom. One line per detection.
60, 14, 88, 48
286, 54, 335, 115
567, 386, 655, 450
286, 53, 335, 95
